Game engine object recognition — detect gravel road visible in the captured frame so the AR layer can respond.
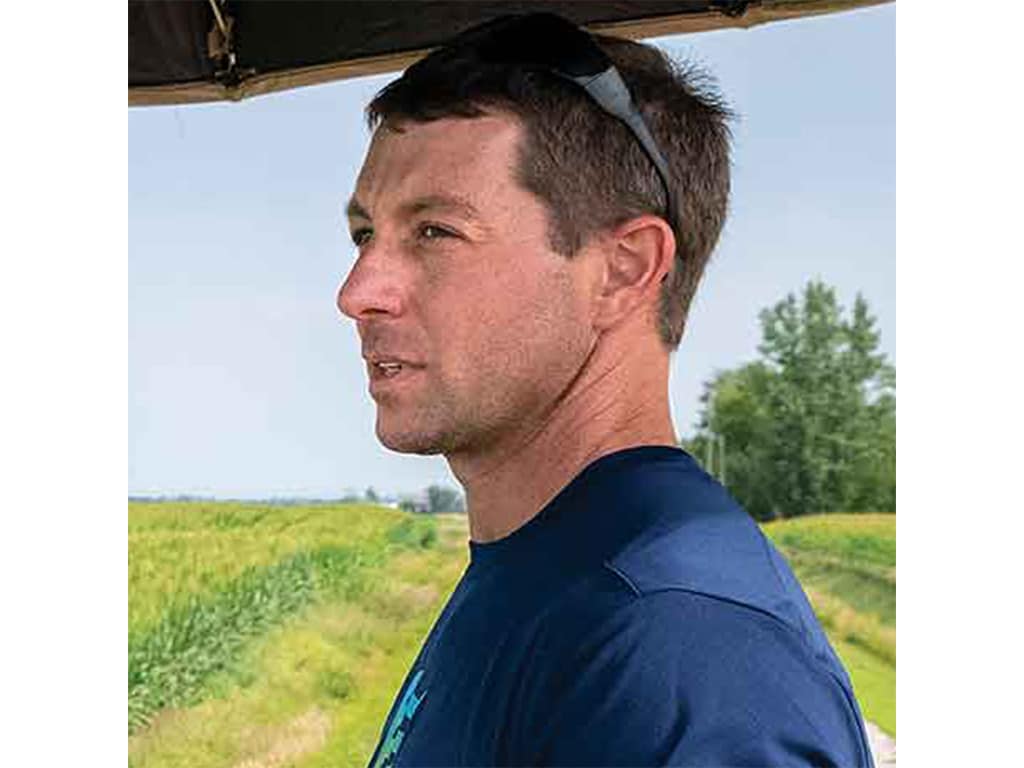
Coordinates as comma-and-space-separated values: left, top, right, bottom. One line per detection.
866, 720, 896, 766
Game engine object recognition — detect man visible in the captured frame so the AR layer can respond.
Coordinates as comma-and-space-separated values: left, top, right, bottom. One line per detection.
338, 13, 874, 768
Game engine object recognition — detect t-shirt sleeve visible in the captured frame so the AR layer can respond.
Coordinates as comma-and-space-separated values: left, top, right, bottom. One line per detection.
513, 588, 873, 767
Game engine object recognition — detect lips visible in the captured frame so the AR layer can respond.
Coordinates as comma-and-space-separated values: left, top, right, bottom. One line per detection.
376, 361, 403, 378
364, 355, 426, 390
364, 354, 425, 369
369, 359, 418, 379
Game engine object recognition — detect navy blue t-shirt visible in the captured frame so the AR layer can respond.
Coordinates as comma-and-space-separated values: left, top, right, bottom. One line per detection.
367, 446, 874, 767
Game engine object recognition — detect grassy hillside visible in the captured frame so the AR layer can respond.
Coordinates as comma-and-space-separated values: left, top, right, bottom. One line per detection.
762, 513, 896, 735
128, 502, 454, 766
128, 504, 894, 766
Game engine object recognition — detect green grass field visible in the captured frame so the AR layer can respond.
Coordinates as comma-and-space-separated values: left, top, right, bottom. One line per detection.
763, 513, 896, 735
128, 503, 894, 766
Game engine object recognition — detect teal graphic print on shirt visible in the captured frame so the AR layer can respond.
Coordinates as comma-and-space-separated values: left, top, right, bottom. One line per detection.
372, 668, 427, 768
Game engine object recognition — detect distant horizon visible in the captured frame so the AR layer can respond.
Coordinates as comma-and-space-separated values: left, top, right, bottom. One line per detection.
127, 489, 453, 503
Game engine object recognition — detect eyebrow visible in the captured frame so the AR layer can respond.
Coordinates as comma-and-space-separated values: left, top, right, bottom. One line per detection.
345, 193, 484, 224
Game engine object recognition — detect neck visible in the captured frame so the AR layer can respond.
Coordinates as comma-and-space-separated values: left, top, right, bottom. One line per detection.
447, 333, 677, 544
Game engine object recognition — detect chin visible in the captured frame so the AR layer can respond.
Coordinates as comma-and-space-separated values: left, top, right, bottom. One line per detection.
376, 412, 492, 456
375, 420, 448, 455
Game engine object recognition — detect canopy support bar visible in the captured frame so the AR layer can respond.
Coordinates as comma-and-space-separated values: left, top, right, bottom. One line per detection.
207, 0, 229, 39
205, 0, 252, 86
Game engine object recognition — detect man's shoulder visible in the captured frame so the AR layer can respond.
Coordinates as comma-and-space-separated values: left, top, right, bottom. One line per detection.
598, 453, 837, 661
503, 451, 872, 765
533, 446, 853, 683
514, 562, 872, 767
609, 492, 804, 633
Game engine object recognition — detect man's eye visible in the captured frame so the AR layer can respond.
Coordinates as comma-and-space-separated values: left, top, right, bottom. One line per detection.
419, 224, 455, 240
351, 228, 372, 247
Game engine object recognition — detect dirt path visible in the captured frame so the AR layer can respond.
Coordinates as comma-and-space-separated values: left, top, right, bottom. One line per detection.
232, 708, 331, 768
866, 721, 896, 766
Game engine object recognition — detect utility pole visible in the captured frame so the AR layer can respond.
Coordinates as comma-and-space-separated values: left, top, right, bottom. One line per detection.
706, 400, 717, 480
719, 433, 726, 486
704, 431, 727, 486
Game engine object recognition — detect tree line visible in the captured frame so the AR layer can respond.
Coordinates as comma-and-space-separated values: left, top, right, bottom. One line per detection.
682, 280, 895, 521
355, 485, 466, 515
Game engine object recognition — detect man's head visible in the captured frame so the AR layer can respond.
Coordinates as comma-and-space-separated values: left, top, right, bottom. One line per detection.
338, 14, 732, 456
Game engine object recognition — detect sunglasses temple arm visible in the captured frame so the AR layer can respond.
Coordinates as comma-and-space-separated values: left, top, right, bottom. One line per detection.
573, 68, 678, 237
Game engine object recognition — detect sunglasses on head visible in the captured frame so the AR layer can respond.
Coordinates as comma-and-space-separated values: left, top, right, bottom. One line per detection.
450, 12, 680, 245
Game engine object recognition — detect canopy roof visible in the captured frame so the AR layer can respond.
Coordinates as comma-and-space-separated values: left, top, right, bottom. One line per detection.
129, 0, 891, 106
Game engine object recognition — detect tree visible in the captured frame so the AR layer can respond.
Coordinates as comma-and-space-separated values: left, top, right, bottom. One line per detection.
364, 486, 379, 503
426, 485, 465, 514
687, 362, 777, 520
690, 280, 895, 519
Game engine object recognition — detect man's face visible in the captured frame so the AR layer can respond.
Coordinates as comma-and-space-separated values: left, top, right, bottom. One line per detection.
338, 113, 596, 457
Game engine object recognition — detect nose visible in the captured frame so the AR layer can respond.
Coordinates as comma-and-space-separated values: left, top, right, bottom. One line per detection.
336, 247, 405, 321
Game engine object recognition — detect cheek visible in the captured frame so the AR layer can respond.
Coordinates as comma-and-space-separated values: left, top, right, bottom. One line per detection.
433, 266, 589, 394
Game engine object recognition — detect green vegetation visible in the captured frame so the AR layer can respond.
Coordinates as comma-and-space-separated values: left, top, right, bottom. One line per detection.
127, 501, 443, 756
129, 546, 378, 732
129, 502, 398, 638
831, 639, 896, 740
685, 281, 895, 520
763, 513, 896, 735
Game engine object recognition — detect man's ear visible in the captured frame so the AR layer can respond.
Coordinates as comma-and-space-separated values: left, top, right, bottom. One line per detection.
591, 215, 676, 333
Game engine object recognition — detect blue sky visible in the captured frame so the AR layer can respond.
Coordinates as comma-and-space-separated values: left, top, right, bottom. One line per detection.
128, 4, 894, 499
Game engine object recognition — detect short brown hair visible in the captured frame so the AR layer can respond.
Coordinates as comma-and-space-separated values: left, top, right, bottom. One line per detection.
366, 24, 733, 349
